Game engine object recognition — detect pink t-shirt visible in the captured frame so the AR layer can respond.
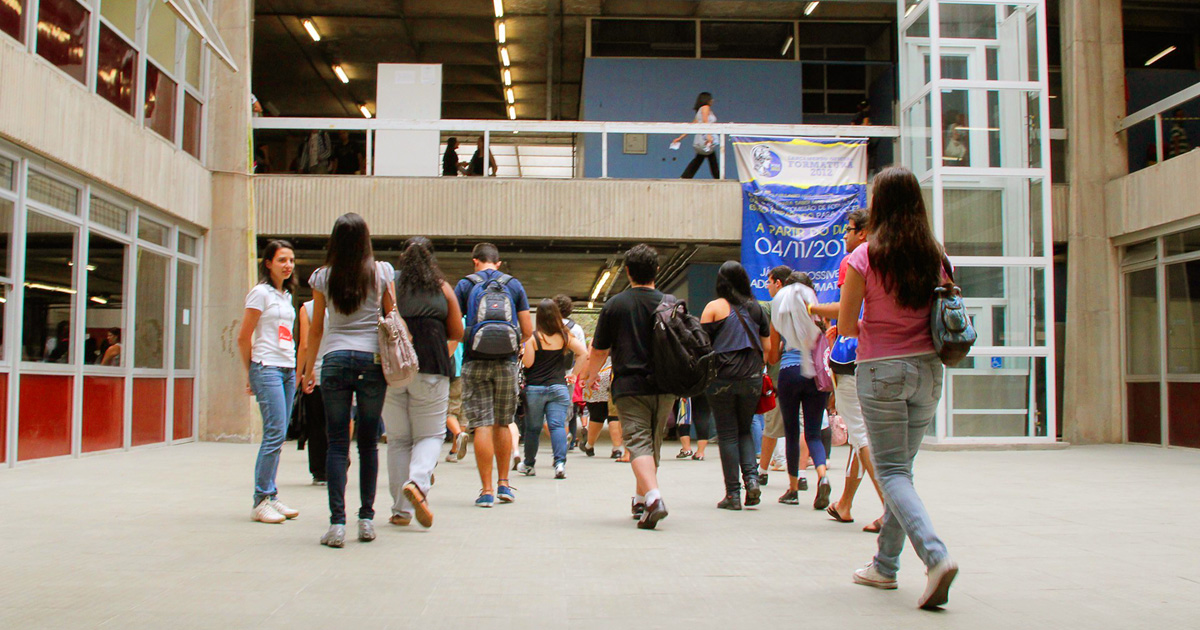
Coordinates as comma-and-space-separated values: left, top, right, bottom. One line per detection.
845, 243, 936, 362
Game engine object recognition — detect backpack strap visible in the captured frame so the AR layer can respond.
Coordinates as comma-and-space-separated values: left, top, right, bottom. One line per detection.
732, 303, 765, 354
940, 254, 956, 284
466, 273, 484, 286
495, 273, 513, 286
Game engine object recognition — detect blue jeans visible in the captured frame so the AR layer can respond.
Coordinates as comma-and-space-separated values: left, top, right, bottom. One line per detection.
523, 384, 571, 467
751, 413, 764, 457
249, 363, 296, 507
321, 351, 388, 525
858, 354, 949, 577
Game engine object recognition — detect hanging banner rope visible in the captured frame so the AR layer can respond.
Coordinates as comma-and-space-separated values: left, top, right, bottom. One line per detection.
733, 137, 868, 303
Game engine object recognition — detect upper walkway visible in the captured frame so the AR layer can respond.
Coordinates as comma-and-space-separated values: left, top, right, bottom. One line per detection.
1, 440, 1195, 628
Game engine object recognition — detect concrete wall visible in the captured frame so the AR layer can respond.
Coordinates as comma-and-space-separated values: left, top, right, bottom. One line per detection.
0, 36, 212, 228
1107, 148, 1200, 239
254, 175, 743, 243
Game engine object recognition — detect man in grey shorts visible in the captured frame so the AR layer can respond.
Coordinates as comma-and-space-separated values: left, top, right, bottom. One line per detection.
584, 244, 672, 530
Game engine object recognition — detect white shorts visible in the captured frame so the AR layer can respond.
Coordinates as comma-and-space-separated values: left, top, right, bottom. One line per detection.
835, 374, 869, 451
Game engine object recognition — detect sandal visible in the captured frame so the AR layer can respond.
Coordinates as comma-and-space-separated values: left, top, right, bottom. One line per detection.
691, 453, 705, 461
676, 450, 694, 459
826, 505, 854, 524
863, 518, 883, 533
402, 482, 433, 528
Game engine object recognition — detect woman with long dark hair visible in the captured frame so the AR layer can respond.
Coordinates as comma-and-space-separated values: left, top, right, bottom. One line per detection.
700, 261, 770, 510
840, 165, 957, 609
382, 237, 463, 529
672, 92, 720, 179
237, 240, 299, 524
303, 213, 394, 548
517, 299, 587, 479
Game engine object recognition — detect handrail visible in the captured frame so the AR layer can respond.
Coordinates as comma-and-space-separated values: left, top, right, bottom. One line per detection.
1118, 80, 1200, 132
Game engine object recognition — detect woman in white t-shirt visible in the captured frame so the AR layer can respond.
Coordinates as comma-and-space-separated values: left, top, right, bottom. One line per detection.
237, 240, 299, 525
302, 212, 396, 548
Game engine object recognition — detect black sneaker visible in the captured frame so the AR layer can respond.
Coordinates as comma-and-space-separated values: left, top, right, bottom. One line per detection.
799, 478, 809, 491
813, 477, 832, 510
779, 490, 800, 505
717, 493, 742, 511
582, 444, 596, 457
631, 498, 646, 520
610, 449, 622, 460
637, 498, 668, 529
744, 477, 762, 507
757, 473, 768, 487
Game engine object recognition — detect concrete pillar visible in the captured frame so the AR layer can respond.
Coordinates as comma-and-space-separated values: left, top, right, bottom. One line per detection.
199, 0, 258, 442
1061, 0, 1127, 443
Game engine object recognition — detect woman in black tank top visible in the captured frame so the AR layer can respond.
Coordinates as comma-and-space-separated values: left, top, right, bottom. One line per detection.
518, 299, 588, 479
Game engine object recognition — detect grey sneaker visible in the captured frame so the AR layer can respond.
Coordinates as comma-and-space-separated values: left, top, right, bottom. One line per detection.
320, 525, 345, 548
358, 519, 376, 542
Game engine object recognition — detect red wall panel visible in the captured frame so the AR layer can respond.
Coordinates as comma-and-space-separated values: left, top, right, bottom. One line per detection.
18, 374, 73, 460
131, 378, 166, 446
0, 373, 8, 463
173, 378, 194, 440
82, 376, 124, 452
1168, 382, 1200, 449
1126, 382, 1162, 445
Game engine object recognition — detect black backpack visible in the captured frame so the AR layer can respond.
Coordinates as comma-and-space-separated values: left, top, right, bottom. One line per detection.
466, 272, 521, 359
651, 296, 716, 398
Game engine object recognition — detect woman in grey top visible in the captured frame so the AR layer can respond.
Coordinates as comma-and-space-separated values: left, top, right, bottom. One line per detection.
302, 213, 395, 548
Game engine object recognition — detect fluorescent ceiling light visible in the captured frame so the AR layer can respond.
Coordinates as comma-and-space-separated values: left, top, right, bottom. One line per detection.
1144, 46, 1176, 67
590, 270, 612, 301
89, 296, 108, 305
302, 19, 321, 42
497, 22, 506, 44
905, 4, 916, 17
25, 282, 76, 295
781, 36, 793, 57
359, 104, 372, 119
507, 88, 515, 104
503, 69, 512, 86
500, 47, 510, 67
508, 105, 516, 120
333, 64, 349, 83
494, 0, 504, 18
804, 2, 819, 16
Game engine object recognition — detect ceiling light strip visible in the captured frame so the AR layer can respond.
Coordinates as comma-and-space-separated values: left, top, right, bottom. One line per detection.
495, 2, 514, 122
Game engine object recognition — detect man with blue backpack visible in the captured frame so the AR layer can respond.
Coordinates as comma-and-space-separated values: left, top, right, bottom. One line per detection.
454, 243, 533, 508
810, 208, 885, 532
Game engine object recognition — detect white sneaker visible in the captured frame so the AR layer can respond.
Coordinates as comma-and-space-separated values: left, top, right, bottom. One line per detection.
553, 463, 566, 479
853, 563, 898, 590
516, 462, 535, 476
445, 452, 458, 463
918, 558, 958, 610
454, 431, 469, 461
252, 499, 286, 524
268, 499, 299, 519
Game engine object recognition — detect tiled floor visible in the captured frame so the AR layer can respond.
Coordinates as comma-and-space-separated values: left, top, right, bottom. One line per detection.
1, 440, 1197, 629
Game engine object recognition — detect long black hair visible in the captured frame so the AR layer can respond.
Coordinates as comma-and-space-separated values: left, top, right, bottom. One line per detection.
693, 92, 713, 111
715, 260, 753, 306
258, 239, 296, 292
323, 213, 376, 315
867, 166, 943, 310
396, 236, 445, 296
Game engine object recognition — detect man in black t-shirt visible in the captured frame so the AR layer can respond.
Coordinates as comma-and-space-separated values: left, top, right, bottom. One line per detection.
585, 244, 673, 530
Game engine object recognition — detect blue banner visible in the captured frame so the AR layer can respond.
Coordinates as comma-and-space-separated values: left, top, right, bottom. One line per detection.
732, 137, 868, 303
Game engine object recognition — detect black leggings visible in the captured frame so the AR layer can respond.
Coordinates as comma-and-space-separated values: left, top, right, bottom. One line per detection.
681, 151, 719, 179
706, 377, 761, 492
777, 366, 830, 478
688, 395, 716, 441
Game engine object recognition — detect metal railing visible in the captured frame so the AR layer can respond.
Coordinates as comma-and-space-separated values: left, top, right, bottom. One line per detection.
251, 117, 899, 178
1117, 80, 1200, 166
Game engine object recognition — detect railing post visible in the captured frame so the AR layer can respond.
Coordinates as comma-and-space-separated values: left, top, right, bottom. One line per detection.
1155, 113, 1164, 164
601, 130, 608, 178
484, 130, 491, 176
366, 128, 374, 175
719, 132, 726, 179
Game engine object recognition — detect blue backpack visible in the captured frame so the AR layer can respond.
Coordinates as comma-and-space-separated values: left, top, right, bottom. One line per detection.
465, 272, 520, 359
828, 336, 858, 376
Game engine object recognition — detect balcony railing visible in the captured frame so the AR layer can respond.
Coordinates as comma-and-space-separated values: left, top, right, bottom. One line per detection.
1118, 80, 1200, 172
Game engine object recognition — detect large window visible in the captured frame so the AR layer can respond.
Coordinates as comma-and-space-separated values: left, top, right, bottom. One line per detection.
134, 249, 168, 369
144, 63, 177, 142
96, 23, 137, 116
22, 212, 78, 363
36, 0, 89, 84
0, 0, 23, 42
85, 232, 126, 367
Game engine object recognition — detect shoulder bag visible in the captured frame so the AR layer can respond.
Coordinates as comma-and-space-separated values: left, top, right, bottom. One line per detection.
931, 255, 977, 367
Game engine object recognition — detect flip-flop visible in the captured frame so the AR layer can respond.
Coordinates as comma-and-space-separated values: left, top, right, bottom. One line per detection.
863, 518, 883, 533
826, 505, 854, 523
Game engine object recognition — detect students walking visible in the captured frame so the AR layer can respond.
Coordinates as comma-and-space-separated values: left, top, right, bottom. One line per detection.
581, 356, 625, 458
237, 240, 300, 524
839, 166, 957, 609
700, 262, 771, 510
382, 237, 464, 529
302, 213, 394, 548
584, 244, 673, 529
517, 299, 587, 479
454, 243, 533, 508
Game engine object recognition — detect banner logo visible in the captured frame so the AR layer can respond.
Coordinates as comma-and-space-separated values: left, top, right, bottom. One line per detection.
751, 145, 783, 178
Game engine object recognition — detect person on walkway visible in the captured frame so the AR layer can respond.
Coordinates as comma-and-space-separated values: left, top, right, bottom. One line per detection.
454, 243, 533, 507
673, 92, 720, 179
810, 208, 885, 532
769, 270, 830, 508
382, 237, 464, 529
468, 137, 498, 176
444, 330, 468, 463
584, 244, 672, 529
517, 299, 588, 479
443, 137, 467, 176
840, 165, 957, 609
237, 240, 300, 524
581, 355, 626, 458
297, 298, 329, 485
701, 262, 771, 511
757, 265, 795, 487
554, 294, 588, 449
303, 213, 394, 548
676, 395, 714, 461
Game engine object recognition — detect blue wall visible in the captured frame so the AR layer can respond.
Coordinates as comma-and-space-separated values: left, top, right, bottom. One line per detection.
581, 58, 807, 179
1125, 69, 1200, 171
